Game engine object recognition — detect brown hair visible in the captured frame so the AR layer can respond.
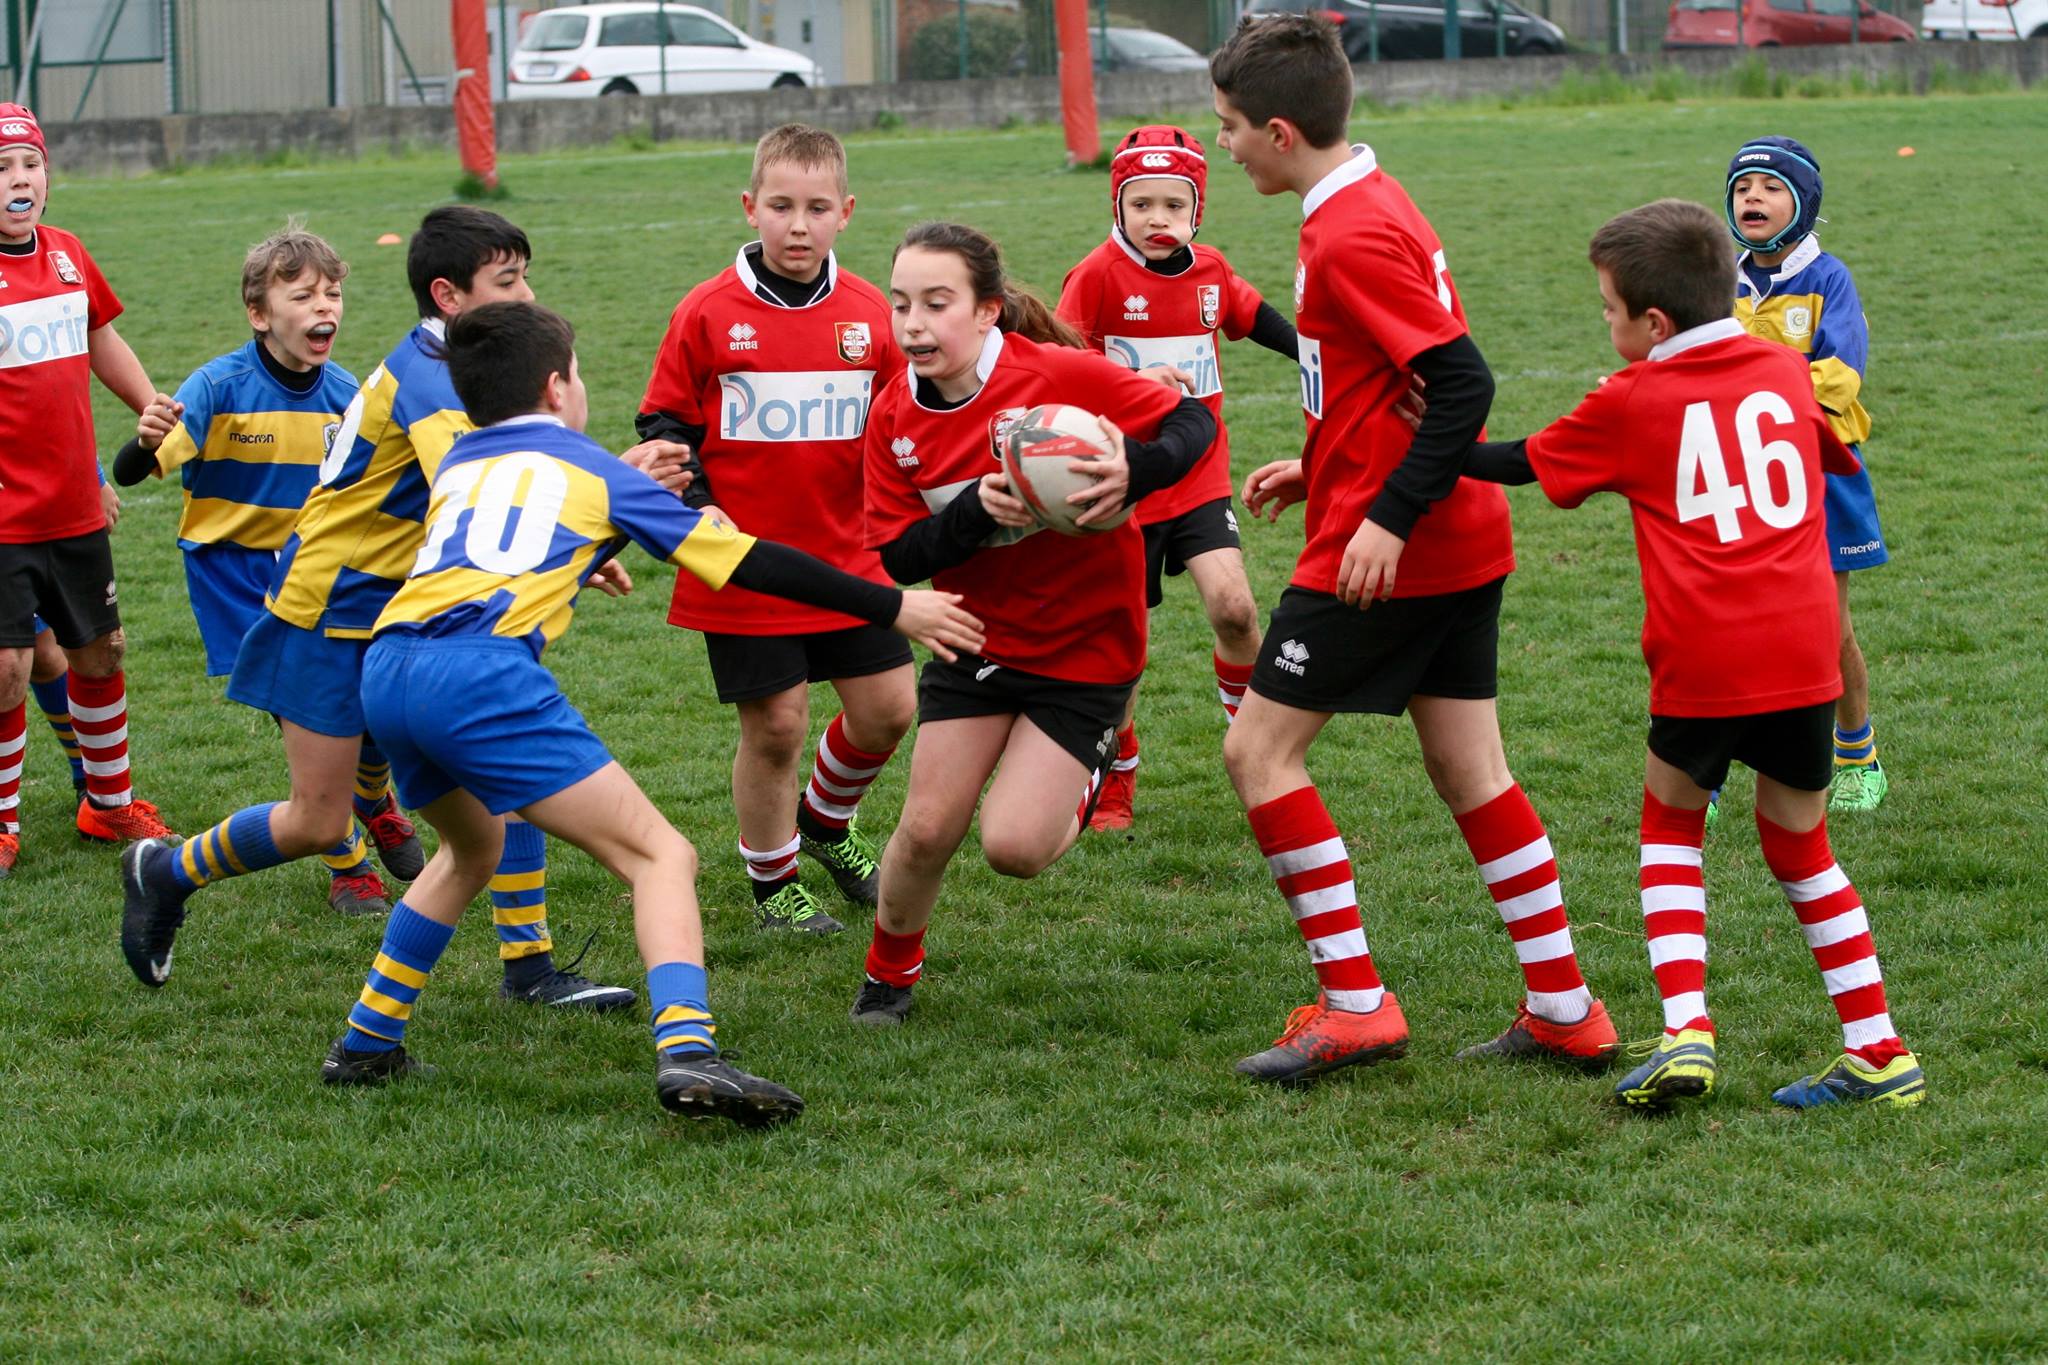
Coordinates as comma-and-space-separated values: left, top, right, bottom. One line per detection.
242, 219, 347, 313
893, 221, 1085, 350
751, 122, 849, 198
1208, 14, 1353, 151
1587, 199, 1735, 334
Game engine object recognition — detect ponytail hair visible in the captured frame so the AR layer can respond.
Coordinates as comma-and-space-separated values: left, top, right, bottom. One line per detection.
895, 220, 1086, 351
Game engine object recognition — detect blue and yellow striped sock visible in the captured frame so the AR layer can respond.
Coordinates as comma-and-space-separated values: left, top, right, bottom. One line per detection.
648, 961, 717, 1057
344, 902, 455, 1053
167, 803, 288, 893
352, 741, 391, 824
319, 824, 374, 879
28, 674, 84, 789
491, 817, 552, 962
1835, 720, 1878, 769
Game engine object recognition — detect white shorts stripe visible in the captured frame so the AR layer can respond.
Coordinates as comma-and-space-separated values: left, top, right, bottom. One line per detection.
1477, 835, 1553, 886
1307, 927, 1369, 963
1266, 836, 1346, 879
1647, 933, 1707, 968
1640, 842, 1704, 868
1822, 957, 1882, 997
1286, 882, 1356, 922
1641, 884, 1707, 914
1841, 1013, 1896, 1048
1494, 881, 1563, 923
1513, 926, 1576, 965
1780, 865, 1850, 903
1800, 907, 1870, 950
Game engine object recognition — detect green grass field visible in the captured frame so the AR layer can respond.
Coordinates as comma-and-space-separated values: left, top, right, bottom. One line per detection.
5, 89, 2045, 1359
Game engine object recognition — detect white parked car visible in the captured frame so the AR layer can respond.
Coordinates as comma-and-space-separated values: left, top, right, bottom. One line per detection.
508, 3, 820, 99
1919, 0, 2047, 40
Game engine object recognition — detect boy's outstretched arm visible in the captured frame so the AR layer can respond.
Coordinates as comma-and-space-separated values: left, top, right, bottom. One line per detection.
1246, 301, 1299, 359
1461, 438, 1536, 486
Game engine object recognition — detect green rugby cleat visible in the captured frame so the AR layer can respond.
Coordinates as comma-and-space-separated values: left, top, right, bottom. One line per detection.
1828, 761, 1888, 813
754, 881, 844, 935
1772, 1050, 1926, 1110
1613, 1028, 1718, 1110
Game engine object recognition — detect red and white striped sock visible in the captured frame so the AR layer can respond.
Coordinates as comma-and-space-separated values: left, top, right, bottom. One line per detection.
740, 831, 800, 896
67, 670, 133, 808
801, 714, 893, 835
0, 701, 25, 833
1247, 785, 1383, 1013
1756, 810, 1907, 1068
1110, 723, 1139, 778
1214, 652, 1252, 721
1640, 789, 1711, 1036
865, 918, 926, 987
1454, 784, 1591, 1024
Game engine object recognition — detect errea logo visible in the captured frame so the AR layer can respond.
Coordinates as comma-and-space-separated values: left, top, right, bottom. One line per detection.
890, 436, 918, 468
727, 321, 759, 351
1122, 294, 1149, 321
1275, 638, 1308, 676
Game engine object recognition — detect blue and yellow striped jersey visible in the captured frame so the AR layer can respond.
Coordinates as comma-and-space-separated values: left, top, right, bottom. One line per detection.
151, 341, 360, 552
374, 415, 756, 655
1735, 233, 1872, 447
266, 320, 472, 638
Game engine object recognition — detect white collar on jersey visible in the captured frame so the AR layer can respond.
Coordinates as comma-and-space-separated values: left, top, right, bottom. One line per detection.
1735, 232, 1821, 297
419, 316, 447, 340
909, 326, 1007, 413
493, 412, 565, 428
1649, 316, 1745, 362
1302, 143, 1380, 222
734, 241, 837, 309
1109, 224, 1194, 276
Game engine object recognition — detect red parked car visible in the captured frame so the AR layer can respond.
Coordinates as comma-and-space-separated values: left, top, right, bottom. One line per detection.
1665, 0, 1916, 46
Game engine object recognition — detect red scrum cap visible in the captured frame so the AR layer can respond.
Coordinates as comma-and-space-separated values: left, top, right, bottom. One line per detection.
0, 104, 45, 158
1110, 125, 1207, 233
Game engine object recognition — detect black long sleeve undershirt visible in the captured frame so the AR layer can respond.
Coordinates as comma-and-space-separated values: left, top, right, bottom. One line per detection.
726, 538, 903, 626
1123, 394, 1216, 504
631, 409, 714, 509
1364, 333, 1496, 541
1462, 439, 1536, 487
112, 436, 154, 486
1247, 301, 1297, 359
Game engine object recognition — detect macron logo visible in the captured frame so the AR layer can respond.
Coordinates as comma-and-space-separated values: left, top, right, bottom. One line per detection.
727, 321, 759, 351
1275, 638, 1308, 676
1122, 294, 1149, 321
890, 436, 918, 468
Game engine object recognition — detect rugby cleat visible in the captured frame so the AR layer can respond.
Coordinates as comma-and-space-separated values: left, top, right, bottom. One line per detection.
77, 795, 176, 844
1088, 764, 1136, 831
1772, 1050, 1926, 1110
327, 869, 391, 918
755, 881, 843, 935
849, 976, 914, 1026
120, 837, 189, 988
320, 1036, 435, 1086
0, 830, 16, 879
1456, 998, 1620, 1070
796, 810, 881, 907
500, 965, 637, 1012
363, 797, 427, 882
655, 1050, 804, 1128
1829, 762, 1888, 814
1235, 992, 1409, 1086
1613, 1028, 1719, 1109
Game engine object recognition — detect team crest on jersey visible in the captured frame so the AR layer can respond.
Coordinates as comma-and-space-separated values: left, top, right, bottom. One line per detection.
1293, 262, 1306, 314
322, 421, 342, 456
835, 321, 871, 365
988, 406, 1028, 462
1197, 284, 1220, 330
50, 250, 81, 286
1783, 305, 1812, 339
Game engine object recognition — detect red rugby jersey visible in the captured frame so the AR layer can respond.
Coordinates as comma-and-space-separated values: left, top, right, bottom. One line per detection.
0, 226, 122, 544
863, 328, 1181, 685
1056, 233, 1263, 525
1527, 319, 1860, 718
1293, 146, 1514, 597
642, 247, 901, 634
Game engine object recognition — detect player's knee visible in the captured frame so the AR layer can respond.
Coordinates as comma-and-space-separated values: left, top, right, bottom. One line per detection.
740, 705, 809, 766
889, 808, 959, 872
1222, 720, 1267, 799
0, 648, 31, 704
1206, 592, 1261, 654
274, 802, 353, 856
846, 694, 915, 748
67, 628, 125, 677
981, 828, 1054, 880
1423, 753, 1509, 813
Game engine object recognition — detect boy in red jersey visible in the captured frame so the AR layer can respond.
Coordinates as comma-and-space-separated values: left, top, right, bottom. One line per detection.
849, 221, 1215, 1025
0, 103, 177, 876
639, 125, 909, 935
1056, 124, 1298, 830
1208, 17, 1615, 1085
1460, 199, 1924, 1111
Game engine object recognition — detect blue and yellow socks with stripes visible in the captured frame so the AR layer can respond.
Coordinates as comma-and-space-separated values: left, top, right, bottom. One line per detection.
352, 741, 392, 823
318, 825, 376, 879
28, 673, 84, 793
162, 802, 289, 895
493, 818, 557, 988
1835, 720, 1879, 771
344, 902, 455, 1053
648, 961, 717, 1057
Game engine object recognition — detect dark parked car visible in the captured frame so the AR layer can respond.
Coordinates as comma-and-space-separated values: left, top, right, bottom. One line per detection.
1094, 26, 1213, 73
1664, 0, 1916, 45
1245, 0, 1569, 59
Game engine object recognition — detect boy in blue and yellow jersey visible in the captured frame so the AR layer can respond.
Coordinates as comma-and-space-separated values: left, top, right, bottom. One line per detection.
257, 302, 976, 1116
118, 208, 643, 1010
1726, 137, 1891, 814
113, 226, 416, 917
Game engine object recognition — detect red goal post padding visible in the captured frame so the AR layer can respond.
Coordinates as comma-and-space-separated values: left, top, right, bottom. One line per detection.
453, 0, 498, 190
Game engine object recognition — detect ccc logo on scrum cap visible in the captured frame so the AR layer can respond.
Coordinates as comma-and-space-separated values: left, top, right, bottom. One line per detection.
0, 122, 30, 138
1138, 152, 1172, 169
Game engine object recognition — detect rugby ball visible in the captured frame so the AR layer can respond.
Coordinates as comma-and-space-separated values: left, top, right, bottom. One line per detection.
1002, 404, 1128, 535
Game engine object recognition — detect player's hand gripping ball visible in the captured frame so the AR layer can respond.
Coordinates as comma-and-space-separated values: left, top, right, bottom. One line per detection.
1002, 404, 1128, 535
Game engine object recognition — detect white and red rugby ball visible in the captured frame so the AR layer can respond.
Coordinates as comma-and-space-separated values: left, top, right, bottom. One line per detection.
1002, 404, 1127, 535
